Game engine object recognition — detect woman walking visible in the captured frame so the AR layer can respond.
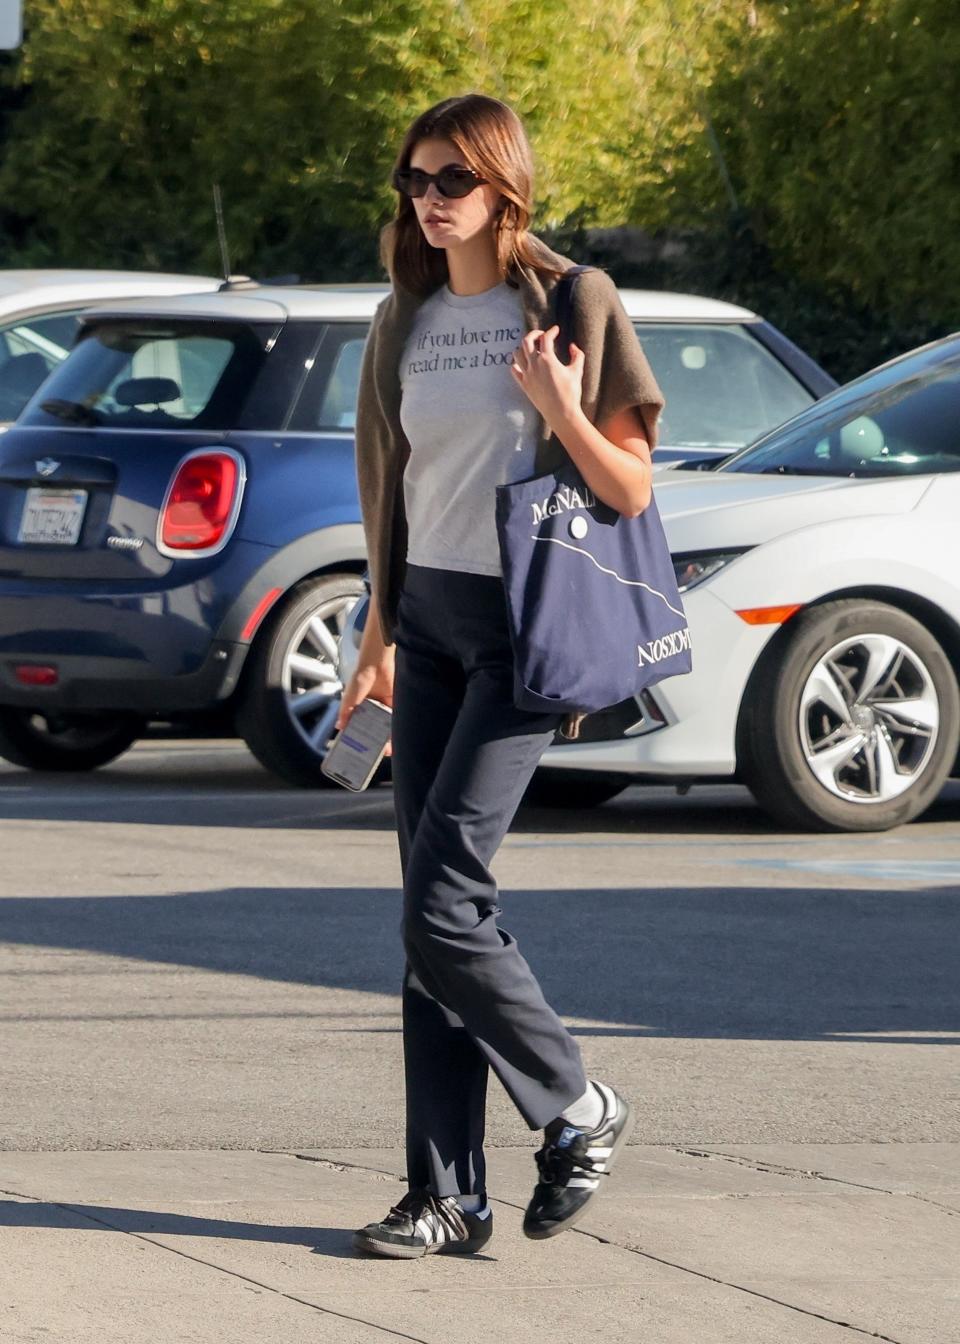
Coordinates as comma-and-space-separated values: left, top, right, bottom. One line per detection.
338, 93, 664, 1258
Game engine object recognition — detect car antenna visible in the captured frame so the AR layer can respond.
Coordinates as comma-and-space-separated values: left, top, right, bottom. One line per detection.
213, 183, 257, 291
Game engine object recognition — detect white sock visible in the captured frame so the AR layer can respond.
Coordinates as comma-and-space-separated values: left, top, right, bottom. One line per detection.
560, 1080, 605, 1132
454, 1193, 489, 1215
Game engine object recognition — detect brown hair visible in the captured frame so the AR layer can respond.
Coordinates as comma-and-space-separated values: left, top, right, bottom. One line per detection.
380, 93, 564, 296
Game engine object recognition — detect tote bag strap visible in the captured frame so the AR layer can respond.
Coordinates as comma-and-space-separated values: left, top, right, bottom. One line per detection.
554, 264, 594, 365
534, 264, 595, 478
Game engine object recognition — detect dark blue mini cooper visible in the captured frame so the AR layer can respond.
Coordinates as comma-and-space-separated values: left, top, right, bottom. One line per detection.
0, 282, 833, 784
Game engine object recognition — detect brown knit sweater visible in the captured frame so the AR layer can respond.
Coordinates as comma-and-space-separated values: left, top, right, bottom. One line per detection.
355, 236, 665, 647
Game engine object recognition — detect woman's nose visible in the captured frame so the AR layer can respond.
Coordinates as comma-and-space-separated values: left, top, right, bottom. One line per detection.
422, 181, 447, 205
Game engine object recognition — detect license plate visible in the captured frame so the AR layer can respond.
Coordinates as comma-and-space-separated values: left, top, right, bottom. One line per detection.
18, 487, 88, 545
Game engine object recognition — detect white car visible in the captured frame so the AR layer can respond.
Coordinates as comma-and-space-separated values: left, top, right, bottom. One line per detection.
580, 289, 836, 464
0, 270, 221, 426
537, 332, 960, 831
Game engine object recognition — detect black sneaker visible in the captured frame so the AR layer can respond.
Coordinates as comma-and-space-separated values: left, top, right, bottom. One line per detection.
353, 1189, 493, 1259
523, 1082, 634, 1239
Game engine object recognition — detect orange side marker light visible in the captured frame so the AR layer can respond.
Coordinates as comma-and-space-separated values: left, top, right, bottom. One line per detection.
240, 586, 284, 641
735, 604, 803, 626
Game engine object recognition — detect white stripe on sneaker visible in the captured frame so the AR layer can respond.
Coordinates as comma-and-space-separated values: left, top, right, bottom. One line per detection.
415, 1212, 446, 1244
566, 1085, 622, 1188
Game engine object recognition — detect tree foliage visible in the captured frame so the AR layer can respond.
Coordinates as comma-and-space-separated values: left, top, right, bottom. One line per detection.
444, 0, 724, 231
704, 0, 960, 326
0, 0, 717, 275
0, 0, 955, 376
0, 0, 470, 274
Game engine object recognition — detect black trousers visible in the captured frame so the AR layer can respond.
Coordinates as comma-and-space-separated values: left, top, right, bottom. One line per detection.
392, 563, 588, 1200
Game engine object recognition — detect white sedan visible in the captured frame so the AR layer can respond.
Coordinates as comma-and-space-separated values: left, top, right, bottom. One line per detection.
539, 332, 960, 831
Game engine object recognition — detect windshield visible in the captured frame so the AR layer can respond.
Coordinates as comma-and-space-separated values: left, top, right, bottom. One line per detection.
721, 353, 960, 478
20, 319, 273, 431
634, 323, 815, 450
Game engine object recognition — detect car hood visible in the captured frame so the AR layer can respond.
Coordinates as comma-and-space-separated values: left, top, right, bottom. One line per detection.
653, 471, 931, 552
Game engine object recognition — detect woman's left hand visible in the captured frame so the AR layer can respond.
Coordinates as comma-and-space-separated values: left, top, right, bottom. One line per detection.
511, 325, 585, 427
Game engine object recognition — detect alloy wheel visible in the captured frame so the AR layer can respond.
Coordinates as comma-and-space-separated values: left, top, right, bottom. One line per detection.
281, 590, 361, 756
798, 633, 940, 805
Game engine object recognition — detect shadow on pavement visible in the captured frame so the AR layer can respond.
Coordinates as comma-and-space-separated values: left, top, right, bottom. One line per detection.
1, 752, 959, 834
0, 883, 957, 1042
0, 1199, 370, 1258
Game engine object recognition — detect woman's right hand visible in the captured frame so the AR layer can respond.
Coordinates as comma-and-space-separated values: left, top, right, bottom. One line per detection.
336, 656, 395, 753
335, 593, 395, 753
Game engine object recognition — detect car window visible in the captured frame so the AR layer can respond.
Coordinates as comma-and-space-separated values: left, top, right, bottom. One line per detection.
722, 359, 960, 477
289, 324, 368, 432
0, 310, 85, 421
635, 323, 815, 450
111, 314, 818, 444
20, 320, 274, 431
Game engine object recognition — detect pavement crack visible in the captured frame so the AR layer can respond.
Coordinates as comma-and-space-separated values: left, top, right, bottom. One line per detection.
266, 1150, 404, 1183
613, 1239, 904, 1342
676, 1148, 960, 1218
274, 1151, 925, 1338
489, 1193, 904, 1343
0, 1184, 429, 1344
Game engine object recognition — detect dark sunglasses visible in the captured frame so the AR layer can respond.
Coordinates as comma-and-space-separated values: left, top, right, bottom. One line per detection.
392, 164, 487, 199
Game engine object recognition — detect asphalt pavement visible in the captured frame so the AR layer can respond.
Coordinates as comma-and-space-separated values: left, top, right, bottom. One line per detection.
1, 741, 958, 1343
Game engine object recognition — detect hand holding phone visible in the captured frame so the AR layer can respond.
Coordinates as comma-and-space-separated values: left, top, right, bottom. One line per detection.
322, 697, 393, 791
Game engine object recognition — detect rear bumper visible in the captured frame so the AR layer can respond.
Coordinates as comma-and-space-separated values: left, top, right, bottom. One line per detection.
0, 637, 248, 713
0, 528, 366, 716
0, 547, 270, 713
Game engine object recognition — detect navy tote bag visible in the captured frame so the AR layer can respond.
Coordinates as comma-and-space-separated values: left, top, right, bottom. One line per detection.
495, 267, 692, 716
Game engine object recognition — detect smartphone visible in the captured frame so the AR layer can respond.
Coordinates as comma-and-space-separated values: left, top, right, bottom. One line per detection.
321, 697, 392, 792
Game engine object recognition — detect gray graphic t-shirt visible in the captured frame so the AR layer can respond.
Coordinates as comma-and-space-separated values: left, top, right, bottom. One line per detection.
399, 280, 540, 577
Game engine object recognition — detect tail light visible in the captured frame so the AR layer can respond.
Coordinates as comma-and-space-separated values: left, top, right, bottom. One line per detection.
14, 665, 59, 687
157, 450, 245, 557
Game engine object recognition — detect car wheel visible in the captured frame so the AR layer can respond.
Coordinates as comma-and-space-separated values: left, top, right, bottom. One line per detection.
524, 768, 629, 808
0, 709, 142, 771
739, 600, 960, 831
236, 573, 367, 787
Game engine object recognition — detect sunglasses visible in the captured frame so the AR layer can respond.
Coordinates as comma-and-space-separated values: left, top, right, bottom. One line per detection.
392, 164, 487, 199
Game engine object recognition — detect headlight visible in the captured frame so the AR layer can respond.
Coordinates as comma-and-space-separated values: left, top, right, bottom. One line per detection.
672, 550, 748, 593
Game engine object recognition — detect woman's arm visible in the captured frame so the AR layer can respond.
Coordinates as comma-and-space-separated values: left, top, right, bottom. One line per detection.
550, 400, 652, 518
342, 298, 398, 745
511, 324, 653, 518
335, 592, 395, 751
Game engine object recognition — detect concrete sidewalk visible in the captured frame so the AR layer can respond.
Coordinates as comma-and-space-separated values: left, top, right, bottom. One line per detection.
1, 1144, 956, 1344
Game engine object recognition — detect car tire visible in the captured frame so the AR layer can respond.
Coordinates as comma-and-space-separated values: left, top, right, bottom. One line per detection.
236, 572, 368, 788
524, 768, 629, 809
0, 709, 142, 771
739, 599, 960, 832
